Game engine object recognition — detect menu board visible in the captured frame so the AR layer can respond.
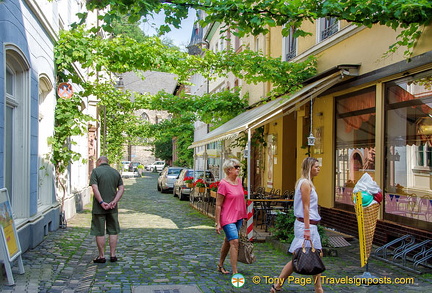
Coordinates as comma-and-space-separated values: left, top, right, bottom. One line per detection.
0, 188, 21, 260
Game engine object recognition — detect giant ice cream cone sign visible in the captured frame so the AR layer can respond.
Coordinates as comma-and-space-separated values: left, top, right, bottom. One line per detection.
352, 173, 383, 267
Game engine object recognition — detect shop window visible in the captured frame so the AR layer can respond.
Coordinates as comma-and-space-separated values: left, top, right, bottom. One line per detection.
384, 71, 432, 227
335, 87, 376, 209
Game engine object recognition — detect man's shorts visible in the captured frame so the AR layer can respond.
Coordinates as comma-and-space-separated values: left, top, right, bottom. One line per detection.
90, 213, 121, 236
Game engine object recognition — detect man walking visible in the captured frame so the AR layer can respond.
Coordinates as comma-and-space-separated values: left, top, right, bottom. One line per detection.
89, 156, 124, 263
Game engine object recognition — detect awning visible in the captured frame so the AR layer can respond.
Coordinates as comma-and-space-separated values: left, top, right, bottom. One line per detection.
189, 66, 359, 149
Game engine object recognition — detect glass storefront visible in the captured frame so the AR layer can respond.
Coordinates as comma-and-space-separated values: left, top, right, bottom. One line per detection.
335, 87, 376, 209
385, 71, 432, 228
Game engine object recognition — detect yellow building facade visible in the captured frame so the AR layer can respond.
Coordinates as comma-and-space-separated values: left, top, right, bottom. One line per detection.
192, 18, 432, 243
264, 20, 432, 242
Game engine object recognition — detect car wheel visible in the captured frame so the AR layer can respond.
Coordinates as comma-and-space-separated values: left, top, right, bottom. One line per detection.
179, 192, 185, 201
153, 167, 157, 173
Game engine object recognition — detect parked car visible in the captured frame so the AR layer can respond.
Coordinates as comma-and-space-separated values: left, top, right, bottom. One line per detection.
146, 161, 165, 172
157, 166, 184, 193
121, 161, 131, 171
129, 162, 141, 172
173, 169, 215, 201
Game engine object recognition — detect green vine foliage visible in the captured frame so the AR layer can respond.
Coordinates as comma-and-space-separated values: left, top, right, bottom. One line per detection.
82, 0, 432, 58
53, 21, 316, 168
48, 93, 93, 209
61, 0, 415, 172
48, 95, 92, 175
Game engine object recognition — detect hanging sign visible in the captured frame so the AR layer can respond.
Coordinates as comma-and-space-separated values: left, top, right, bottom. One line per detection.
57, 82, 73, 99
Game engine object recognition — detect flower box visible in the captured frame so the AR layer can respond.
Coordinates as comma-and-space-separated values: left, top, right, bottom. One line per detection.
184, 176, 194, 188
198, 187, 206, 193
210, 190, 218, 198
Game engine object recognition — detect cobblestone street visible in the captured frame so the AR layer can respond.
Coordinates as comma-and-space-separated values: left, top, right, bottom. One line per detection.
1, 172, 431, 292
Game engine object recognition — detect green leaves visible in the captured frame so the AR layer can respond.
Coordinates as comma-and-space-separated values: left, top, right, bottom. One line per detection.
52, 0, 431, 175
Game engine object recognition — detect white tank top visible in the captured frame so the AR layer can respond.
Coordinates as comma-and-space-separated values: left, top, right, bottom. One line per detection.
293, 178, 321, 221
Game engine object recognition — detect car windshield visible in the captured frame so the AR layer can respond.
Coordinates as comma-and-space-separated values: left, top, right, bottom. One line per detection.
185, 170, 213, 180
168, 169, 182, 175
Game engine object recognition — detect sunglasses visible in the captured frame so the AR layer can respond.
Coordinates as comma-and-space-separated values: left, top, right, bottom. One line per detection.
233, 166, 241, 169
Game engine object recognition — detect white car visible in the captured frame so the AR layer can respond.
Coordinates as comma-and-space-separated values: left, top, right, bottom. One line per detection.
146, 161, 165, 172
121, 161, 131, 171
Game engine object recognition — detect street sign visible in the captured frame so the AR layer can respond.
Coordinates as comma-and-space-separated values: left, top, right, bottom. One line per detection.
57, 82, 73, 99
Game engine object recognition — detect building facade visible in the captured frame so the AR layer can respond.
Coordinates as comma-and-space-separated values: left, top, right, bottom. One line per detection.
1, 0, 94, 251
190, 18, 432, 244
119, 71, 177, 167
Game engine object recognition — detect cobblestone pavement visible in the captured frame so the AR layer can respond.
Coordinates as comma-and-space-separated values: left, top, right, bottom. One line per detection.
1, 172, 431, 292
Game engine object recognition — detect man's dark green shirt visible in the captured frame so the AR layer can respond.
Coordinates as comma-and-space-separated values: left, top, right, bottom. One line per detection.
89, 163, 123, 214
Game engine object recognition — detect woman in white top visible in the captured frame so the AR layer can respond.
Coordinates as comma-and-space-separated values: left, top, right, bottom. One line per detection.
270, 157, 324, 293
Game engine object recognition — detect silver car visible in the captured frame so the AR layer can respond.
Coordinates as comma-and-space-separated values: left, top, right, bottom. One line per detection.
157, 167, 184, 193
173, 169, 215, 201
146, 161, 166, 172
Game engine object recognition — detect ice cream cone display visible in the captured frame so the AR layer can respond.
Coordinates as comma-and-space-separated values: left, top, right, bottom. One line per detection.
352, 173, 382, 267
354, 200, 380, 263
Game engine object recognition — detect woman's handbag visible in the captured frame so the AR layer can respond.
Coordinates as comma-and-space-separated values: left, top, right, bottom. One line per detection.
292, 239, 325, 275
238, 234, 256, 264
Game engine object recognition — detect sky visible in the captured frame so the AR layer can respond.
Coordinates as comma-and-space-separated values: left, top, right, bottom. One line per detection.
140, 10, 197, 51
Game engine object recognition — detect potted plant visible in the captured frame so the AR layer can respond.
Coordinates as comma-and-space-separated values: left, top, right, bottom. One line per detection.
194, 178, 207, 193
184, 176, 194, 188
209, 181, 220, 198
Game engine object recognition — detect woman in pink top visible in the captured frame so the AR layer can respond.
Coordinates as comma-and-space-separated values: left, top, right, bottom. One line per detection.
215, 158, 247, 275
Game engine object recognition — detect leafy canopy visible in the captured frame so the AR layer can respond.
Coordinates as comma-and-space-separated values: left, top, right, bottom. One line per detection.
83, 0, 432, 57
52, 0, 432, 169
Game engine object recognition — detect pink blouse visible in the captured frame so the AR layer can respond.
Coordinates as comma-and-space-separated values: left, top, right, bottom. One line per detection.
217, 177, 247, 227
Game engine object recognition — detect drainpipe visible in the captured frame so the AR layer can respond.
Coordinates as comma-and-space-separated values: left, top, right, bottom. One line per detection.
247, 128, 252, 200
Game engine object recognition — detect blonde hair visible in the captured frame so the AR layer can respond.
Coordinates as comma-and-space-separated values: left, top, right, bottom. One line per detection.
295, 157, 319, 189
222, 158, 241, 175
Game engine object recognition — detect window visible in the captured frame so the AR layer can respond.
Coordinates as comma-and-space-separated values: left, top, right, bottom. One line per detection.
284, 27, 297, 61
38, 75, 54, 206
335, 87, 376, 209
233, 29, 240, 51
140, 112, 150, 122
255, 37, 260, 52
219, 36, 225, 51
384, 71, 432, 226
5, 46, 31, 218
319, 17, 338, 41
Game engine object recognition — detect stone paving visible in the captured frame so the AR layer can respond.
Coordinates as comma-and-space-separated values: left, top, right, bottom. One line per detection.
1, 172, 431, 292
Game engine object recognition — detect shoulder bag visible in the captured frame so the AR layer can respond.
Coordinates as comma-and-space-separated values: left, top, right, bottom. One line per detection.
237, 224, 256, 264
238, 234, 256, 264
